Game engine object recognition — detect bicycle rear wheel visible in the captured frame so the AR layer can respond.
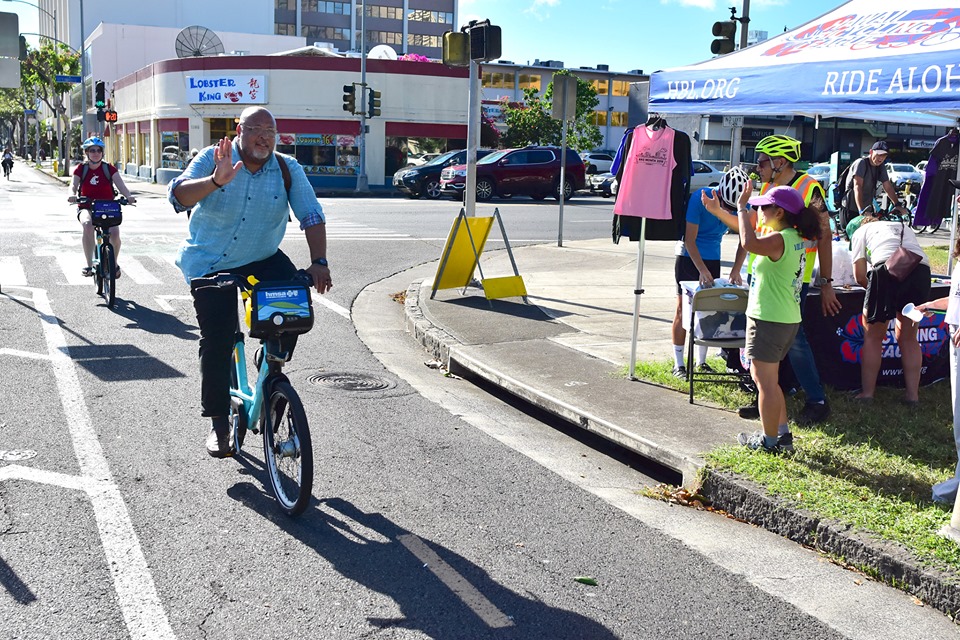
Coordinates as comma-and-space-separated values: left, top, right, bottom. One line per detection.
263, 380, 313, 515
100, 241, 116, 309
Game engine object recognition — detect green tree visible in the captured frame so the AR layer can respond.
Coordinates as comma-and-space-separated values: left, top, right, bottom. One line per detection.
20, 39, 80, 174
500, 70, 603, 152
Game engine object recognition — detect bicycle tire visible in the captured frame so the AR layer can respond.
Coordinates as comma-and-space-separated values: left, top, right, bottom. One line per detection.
263, 380, 313, 516
101, 242, 116, 308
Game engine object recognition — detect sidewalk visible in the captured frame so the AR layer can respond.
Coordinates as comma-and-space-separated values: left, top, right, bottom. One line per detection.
399, 234, 960, 620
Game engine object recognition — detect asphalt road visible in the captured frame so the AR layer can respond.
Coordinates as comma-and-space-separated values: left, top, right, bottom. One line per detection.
0, 165, 956, 639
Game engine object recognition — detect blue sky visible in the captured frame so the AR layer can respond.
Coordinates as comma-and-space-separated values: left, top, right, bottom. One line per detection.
460, 0, 845, 72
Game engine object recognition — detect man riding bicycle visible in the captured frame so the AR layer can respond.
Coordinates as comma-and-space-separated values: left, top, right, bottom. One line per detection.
2, 147, 14, 177
68, 137, 137, 277
168, 106, 332, 458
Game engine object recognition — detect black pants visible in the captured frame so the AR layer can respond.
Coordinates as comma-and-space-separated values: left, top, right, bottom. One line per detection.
190, 250, 298, 417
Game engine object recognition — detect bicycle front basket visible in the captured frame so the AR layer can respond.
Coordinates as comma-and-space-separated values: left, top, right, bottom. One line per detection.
248, 281, 314, 339
91, 200, 122, 227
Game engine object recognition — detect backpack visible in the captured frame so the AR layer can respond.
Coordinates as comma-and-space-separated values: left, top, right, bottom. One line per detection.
80, 162, 118, 196
831, 162, 853, 210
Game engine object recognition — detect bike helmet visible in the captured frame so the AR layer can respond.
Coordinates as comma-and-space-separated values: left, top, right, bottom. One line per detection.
81, 136, 105, 151
755, 135, 801, 163
717, 167, 750, 210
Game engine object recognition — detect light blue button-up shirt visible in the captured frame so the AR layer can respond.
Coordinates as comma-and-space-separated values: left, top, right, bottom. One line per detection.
169, 142, 325, 282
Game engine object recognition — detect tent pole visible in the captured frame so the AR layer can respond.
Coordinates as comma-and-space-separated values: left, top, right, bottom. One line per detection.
628, 218, 647, 381
950, 119, 960, 275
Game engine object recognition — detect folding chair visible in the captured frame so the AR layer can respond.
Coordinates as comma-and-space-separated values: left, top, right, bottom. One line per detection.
685, 287, 751, 404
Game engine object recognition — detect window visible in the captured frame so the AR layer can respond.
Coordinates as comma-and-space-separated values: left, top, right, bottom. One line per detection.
275, 23, 297, 35
276, 0, 295, 9
303, 26, 348, 40
277, 133, 359, 176
591, 79, 609, 95
301, 0, 349, 13
160, 132, 190, 170
359, 4, 403, 20
527, 150, 553, 164
482, 71, 515, 89
611, 80, 630, 97
357, 30, 403, 47
610, 111, 629, 126
408, 34, 441, 48
407, 9, 453, 24
519, 74, 541, 92
588, 111, 608, 126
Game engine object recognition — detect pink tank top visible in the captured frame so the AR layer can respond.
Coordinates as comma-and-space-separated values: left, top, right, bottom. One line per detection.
613, 126, 676, 219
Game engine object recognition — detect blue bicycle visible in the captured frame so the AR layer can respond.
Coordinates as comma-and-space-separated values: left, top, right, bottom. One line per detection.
195, 271, 316, 515
77, 196, 130, 309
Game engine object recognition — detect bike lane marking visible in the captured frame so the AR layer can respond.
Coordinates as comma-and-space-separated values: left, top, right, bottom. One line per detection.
2, 286, 176, 640
0, 255, 27, 285
311, 291, 350, 319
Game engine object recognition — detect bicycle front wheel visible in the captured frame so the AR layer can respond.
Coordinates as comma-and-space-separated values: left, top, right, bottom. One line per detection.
263, 380, 313, 515
100, 241, 116, 309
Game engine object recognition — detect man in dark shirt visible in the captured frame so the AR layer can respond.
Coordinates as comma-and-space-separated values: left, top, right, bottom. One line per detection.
846, 141, 907, 218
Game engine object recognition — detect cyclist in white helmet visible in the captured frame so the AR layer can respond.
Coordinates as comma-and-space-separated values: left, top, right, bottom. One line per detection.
670, 167, 750, 379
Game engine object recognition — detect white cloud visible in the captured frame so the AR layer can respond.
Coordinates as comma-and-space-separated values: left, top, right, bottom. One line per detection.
524, 0, 561, 20
660, 0, 717, 9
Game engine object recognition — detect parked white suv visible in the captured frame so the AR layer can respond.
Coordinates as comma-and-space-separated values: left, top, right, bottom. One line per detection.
580, 152, 614, 174
689, 160, 725, 191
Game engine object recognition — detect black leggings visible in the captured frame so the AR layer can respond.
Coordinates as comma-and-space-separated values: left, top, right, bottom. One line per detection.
190, 250, 298, 417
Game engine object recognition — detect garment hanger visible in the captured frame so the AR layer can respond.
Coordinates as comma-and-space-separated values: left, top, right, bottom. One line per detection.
645, 113, 667, 130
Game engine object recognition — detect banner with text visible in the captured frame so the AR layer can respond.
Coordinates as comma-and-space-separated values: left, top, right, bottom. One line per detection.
186, 75, 267, 104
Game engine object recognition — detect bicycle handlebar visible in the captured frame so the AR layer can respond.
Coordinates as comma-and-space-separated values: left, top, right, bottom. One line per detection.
191, 269, 313, 293
74, 195, 134, 206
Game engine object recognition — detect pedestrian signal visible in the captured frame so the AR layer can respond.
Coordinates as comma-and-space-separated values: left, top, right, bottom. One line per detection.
711, 21, 736, 55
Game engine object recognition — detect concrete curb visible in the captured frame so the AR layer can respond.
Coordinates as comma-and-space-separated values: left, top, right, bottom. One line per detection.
404, 276, 960, 620
703, 470, 960, 620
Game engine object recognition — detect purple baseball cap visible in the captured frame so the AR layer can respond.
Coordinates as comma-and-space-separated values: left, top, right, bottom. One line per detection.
747, 185, 805, 214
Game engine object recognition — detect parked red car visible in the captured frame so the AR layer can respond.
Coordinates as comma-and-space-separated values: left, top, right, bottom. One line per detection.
439, 146, 586, 201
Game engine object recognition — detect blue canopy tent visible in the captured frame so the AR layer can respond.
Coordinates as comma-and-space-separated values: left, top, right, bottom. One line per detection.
650, 2, 960, 126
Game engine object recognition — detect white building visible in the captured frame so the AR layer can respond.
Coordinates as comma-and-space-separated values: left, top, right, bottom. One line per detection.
111, 54, 470, 189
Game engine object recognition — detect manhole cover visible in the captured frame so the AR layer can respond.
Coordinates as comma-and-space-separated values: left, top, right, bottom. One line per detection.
0, 450, 38, 461
307, 372, 396, 391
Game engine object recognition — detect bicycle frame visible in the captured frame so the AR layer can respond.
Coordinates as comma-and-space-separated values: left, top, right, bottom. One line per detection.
229, 335, 291, 430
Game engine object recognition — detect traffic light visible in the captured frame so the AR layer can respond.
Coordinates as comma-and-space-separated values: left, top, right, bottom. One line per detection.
469, 24, 501, 62
342, 84, 356, 114
367, 89, 381, 118
18, 35, 26, 60
711, 20, 737, 55
95, 81, 106, 109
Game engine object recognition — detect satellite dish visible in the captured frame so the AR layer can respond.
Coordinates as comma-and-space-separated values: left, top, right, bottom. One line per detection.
175, 26, 226, 58
368, 44, 398, 60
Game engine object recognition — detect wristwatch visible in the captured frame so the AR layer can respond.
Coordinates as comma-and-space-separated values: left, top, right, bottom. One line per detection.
818, 277, 833, 286
312, 257, 328, 267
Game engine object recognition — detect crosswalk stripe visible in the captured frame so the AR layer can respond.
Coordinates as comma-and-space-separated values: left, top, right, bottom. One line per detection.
0, 256, 26, 285
56, 254, 93, 286
120, 255, 163, 284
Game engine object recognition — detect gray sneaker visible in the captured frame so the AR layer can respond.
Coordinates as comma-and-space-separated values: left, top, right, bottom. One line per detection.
776, 431, 794, 452
672, 365, 688, 379
737, 431, 783, 454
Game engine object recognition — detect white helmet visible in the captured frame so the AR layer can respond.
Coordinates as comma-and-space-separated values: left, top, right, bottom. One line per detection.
717, 167, 750, 210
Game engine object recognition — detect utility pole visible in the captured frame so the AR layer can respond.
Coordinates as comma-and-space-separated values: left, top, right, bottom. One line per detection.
355, 0, 368, 192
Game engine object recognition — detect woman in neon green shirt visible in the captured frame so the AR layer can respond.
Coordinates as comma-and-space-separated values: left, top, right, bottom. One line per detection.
736, 185, 821, 453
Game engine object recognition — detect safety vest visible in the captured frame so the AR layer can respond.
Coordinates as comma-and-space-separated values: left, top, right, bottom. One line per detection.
749, 171, 824, 283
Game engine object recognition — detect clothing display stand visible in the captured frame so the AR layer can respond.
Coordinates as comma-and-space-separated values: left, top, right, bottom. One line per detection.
950, 120, 960, 274
628, 219, 647, 380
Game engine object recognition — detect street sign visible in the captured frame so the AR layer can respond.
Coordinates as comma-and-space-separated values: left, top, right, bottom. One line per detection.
55, 74, 82, 84
0, 12, 18, 59
722, 115, 744, 128
24, 108, 35, 115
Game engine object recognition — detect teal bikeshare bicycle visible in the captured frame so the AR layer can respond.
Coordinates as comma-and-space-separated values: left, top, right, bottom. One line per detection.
77, 196, 131, 309
193, 271, 316, 516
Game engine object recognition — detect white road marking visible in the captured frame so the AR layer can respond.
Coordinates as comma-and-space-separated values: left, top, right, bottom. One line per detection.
2, 285, 176, 640
120, 255, 162, 284
312, 292, 350, 319
397, 534, 514, 629
0, 347, 51, 360
53, 253, 94, 285
155, 294, 193, 311
0, 255, 27, 285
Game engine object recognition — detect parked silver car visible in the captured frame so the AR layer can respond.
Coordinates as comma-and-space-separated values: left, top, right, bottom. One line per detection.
689, 160, 724, 191
886, 163, 923, 189
580, 152, 614, 174
806, 163, 832, 190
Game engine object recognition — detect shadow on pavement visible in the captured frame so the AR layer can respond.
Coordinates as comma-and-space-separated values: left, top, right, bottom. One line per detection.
112, 299, 197, 340
226, 487, 619, 639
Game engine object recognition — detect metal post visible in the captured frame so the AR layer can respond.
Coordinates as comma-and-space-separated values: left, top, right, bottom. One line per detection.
740, 0, 751, 50
464, 59, 480, 217
557, 92, 568, 247
79, 0, 89, 140
355, 0, 368, 192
